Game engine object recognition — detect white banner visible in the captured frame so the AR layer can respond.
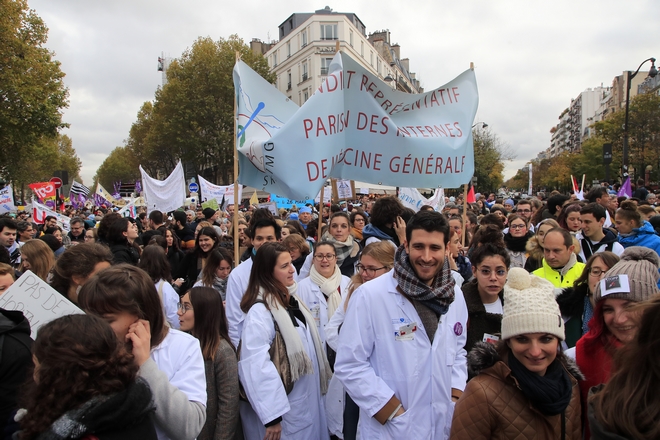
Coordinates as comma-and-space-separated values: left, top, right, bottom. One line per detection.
32, 198, 71, 231
118, 198, 139, 218
0, 185, 15, 214
234, 52, 478, 200
399, 187, 445, 212
140, 161, 186, 213
0, 270, 84, 338
198, 176, 243, 204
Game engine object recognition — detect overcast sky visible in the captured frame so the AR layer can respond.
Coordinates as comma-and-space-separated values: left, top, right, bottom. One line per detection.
29, 0, 659, 188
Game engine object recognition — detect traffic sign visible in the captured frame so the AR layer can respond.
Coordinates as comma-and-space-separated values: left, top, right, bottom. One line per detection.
188, 182, 199, 193
50, 177, 63, 189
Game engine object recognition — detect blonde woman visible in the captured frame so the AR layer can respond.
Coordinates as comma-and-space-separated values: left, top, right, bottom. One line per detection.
20, 239, 55, 281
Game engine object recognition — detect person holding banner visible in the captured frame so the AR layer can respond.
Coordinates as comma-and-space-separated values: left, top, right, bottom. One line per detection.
79, 265, 207, 440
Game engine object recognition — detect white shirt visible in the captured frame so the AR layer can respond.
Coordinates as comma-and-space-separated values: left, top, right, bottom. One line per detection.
156, 279, 180, 329
226, 258, 253, 348
483, 297, 503, 315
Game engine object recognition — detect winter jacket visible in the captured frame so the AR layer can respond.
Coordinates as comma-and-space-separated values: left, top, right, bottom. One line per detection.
110, 243, 140, 266
524, 235, 545, 272
451, 343, 583, 440
461, 280, 503, 357
618, 221, 660, 256
556, 283, 592, 348
533, 257, 585, 289
23, 377, 157, 440
577, 229, 622, 261
0, 309, 33, 435
176, 251, 204, 293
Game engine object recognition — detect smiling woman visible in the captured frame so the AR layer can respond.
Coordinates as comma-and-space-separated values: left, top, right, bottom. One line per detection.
451, 268, 583, 440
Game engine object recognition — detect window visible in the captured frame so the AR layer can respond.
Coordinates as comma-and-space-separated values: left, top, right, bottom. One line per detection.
321, 58, 332, 75
350, 31, 354, 47
287, 41, 291, 58
301, 30, 307, 47
361, 41, 364, 57
303, 89, 309, 102
370, 51, 373, 66
320, 23, 338, 40
287, 71, 292, 90
302, 62, 308, 81
273, 52, 278, 67
377, 58, 381, 75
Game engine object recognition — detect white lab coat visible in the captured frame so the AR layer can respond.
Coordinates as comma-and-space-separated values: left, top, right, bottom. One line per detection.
238, 302, 329, 440
225, 258, 253, 348
296, 275, 351, 345
334, 270, 468, 440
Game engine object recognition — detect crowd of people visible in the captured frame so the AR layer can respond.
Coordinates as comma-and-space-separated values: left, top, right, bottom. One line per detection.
0, 183, 659, 439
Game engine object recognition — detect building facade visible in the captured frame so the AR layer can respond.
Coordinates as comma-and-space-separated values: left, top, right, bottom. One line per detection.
251, 6, 422, 107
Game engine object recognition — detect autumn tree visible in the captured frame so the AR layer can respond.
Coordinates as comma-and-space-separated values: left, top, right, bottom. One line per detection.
472, 126, 515, 192
0, 0, 69, 183
123, 35, 275, 184
93, 146, 140, 190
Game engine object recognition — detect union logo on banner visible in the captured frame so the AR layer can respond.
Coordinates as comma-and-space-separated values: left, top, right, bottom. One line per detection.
28, 182, 56, 202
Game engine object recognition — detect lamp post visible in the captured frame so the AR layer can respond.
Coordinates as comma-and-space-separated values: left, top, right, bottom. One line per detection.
383, 71, 398, 91
622, 57, 657, 178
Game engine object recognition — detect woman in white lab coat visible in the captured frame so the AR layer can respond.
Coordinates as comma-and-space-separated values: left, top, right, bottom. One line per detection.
296, 241, 351, 352
238, 242, 332, 440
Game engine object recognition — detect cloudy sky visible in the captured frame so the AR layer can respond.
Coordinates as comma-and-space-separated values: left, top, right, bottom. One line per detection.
29, 0, 659, 187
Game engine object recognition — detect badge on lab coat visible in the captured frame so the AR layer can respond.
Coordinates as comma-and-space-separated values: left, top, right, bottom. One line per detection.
395, 321, 417, 341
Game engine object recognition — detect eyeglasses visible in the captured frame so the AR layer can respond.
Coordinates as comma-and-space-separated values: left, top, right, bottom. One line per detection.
356, 264, 388, 275
588, 268, 606, 277
510, 224, 526, 229
478, 268, 507, 277
314, 254, 336, 261
177, 303, 193, 314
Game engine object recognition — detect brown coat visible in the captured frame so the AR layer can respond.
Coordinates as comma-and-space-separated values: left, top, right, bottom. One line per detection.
451, 343, 583, 440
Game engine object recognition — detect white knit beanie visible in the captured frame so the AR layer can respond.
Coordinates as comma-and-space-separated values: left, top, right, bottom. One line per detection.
501, 267, 565, 341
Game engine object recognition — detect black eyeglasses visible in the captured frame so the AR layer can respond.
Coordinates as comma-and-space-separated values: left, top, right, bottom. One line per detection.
356, 264, 388, 275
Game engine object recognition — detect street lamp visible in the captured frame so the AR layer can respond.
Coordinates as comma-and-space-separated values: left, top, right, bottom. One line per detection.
383, 71, 398, 90
622, 57, 657, 178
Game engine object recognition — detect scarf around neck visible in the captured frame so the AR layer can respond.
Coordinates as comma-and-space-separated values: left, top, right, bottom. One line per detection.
321, 231, 356, 267
309, 264, 342, 320
504, 231, 533, 252
508, 353, 572, 416
259, 283, 332, 393
393, 245, 455, 317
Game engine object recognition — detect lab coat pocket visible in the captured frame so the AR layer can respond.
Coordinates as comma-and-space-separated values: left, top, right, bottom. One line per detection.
385, 409, 411, 438
281, 393, 313, 436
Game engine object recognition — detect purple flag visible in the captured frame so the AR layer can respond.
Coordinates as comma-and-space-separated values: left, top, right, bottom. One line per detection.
617, 177, 632, 198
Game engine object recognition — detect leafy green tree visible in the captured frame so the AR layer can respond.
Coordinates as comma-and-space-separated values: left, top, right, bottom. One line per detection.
126, 35, 275, 184
93, 146, 140, 190
472, 126, 514, 193
0, 0, 69, 183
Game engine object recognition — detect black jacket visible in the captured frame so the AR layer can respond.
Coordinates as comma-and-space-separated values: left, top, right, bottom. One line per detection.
167, 247, 185, 279
110, 243, 140, 266
462, 280, 504, 359
579, 228, 618, 260
176, 251, 202, 293
0, 309, 33, 434
556, 283, 590, 348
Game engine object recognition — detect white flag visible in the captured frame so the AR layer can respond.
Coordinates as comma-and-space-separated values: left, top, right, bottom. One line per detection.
140, 161, 186, 213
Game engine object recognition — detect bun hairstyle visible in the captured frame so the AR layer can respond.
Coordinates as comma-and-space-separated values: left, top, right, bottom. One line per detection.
617, 200, 642, 226
471, 224, 505, 248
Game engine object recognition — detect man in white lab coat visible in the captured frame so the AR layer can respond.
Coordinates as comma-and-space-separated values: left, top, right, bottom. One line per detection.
334, 210, 468, 439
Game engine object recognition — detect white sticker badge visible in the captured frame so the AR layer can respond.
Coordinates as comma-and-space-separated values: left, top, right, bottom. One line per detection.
599, 274, 630, 297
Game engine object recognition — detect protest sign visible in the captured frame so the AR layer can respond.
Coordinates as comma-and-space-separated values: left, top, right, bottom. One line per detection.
198, 176, 243, 204
140, 161, 186, 213
234, 51, 478, 200
270, 194, 314, 209
202, 198, 220, 211
0, 185, 15, 214
0, 271, 84, 338
257, 202, 278, 217
399, 187, 445, 211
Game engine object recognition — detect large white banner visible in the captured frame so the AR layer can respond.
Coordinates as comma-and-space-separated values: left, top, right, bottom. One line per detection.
32, 198, 71, 231
197, 176, 243, 204
140, 161, 186, 213
234, 52, 479, 201
0, 185, 15, 214
399, 187, 445, 212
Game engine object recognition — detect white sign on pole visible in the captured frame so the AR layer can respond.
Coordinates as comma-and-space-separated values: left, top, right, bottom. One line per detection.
0, 185, 15, 214
0, 271, 84, 339
336, 180, 353, 199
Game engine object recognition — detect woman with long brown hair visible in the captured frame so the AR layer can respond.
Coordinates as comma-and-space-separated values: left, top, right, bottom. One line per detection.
588, 295, 660, 439
78, 265, 207, 440
238, 242, 331, 440
178, 287, 240, 440
176, 226, 220, 293
193, 247, 233, 301
19, 239, 55, 282
18, 314, 157, 439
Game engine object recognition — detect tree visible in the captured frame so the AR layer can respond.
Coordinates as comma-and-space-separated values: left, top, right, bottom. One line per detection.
0, 0, 69, 183
93, 146, 140, 190
472, 126, 515, 193
124, 35, 275, 184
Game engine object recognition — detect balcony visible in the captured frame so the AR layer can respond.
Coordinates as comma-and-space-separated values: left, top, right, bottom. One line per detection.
302, 72, 308, 81
321, 67, 329, 75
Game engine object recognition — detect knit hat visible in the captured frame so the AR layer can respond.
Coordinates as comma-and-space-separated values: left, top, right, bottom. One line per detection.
300, 206, 312, 214
502, 268, 565, 341
289, 213, 299, 221
594, 246, 660, 304
504, 198, 514, 207
202, 207, 216, 220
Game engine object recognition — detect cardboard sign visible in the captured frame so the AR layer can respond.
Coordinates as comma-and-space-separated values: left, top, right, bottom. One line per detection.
0, 271, 84, 339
